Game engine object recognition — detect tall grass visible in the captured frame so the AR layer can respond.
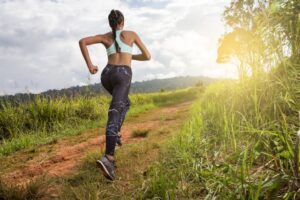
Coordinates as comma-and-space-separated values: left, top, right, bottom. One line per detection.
141, 63, 300, 199
0, 95, 109, 139
140, 3, 300, 194
0, 87, 201, 156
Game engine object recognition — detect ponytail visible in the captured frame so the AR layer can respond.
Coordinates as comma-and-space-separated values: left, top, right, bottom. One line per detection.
108, 9, 124, 53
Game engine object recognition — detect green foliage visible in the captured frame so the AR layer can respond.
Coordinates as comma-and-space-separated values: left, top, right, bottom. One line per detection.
152, 86, 203, 106
142, 165, 177, 199
142, 1, 300, 198
142, 69, 300, 198
0, 95, 110, 139
195, 81, 203, 87
0, 87, 200, 156
218, 0, 300, 78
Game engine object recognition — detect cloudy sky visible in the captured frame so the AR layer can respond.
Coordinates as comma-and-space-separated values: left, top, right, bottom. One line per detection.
0, 0, 237, 95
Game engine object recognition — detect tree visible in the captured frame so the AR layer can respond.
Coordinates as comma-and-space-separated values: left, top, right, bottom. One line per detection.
217, 0, 300, 79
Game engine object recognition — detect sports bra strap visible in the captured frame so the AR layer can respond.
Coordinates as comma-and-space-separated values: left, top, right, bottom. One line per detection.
106, 30, 133, 56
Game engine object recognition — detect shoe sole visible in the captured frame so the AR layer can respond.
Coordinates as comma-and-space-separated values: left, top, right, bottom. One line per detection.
96, 160, 114, 181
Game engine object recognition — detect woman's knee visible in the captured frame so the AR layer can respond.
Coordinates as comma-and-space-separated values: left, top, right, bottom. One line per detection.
112, 99, 130, 111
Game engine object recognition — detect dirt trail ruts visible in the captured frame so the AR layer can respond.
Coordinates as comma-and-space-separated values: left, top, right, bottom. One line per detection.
1, 101, 192, 186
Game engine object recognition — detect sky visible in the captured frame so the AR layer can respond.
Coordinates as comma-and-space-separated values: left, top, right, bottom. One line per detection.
0, 0, 237, 95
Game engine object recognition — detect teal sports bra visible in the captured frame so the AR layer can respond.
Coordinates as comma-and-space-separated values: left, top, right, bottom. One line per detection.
106, 30, 133, 56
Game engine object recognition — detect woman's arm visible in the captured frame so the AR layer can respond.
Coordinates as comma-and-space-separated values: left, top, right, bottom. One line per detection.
79, 35, 104, 74
132, 32, 151, 61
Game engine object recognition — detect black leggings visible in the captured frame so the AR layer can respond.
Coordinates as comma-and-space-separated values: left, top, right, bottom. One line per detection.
101, 64, 132, 156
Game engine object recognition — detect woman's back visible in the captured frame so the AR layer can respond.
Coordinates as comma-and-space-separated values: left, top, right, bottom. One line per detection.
79, 9, 150, 74
103, 30, 135, 67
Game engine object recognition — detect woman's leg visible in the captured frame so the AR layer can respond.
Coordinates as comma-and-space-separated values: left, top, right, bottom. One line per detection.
101, 65, 124, 144
104, 66, 132, 158
101, 65, 113, 94
97, 66, 131, 180
102, 78, 129, 145
117, 97, 130, 132
117, 67, 132, 133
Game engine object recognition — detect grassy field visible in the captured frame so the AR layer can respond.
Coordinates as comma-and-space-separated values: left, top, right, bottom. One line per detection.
139, 62, 300, 199
1, 0, 299, 199
130, 2, 300, 194
0, 87, 201, 157
0, 89, 198, 200
1, 70, 299, 199
133, 1, 298, 199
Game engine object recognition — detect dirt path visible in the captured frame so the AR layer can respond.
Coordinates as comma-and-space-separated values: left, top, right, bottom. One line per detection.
1, 101, 193, 187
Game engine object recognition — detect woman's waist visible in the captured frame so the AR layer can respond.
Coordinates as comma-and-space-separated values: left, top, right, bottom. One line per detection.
107, 55, 132, 68
106, 63, 131, 68
102, 63, 132, 76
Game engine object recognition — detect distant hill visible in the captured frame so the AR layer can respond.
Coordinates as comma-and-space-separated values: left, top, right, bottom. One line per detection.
0, 75, 219, 105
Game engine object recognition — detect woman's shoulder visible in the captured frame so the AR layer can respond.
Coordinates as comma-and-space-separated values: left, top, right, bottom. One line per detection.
122, 30, 139, 40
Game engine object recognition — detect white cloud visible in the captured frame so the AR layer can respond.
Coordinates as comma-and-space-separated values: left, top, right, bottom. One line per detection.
0, 0, 237, 95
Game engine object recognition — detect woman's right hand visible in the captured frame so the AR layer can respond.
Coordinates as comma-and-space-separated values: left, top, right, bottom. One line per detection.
79, 34, 103, 75
88, 65, 98, 74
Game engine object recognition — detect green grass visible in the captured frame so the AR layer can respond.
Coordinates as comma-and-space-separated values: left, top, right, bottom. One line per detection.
0, 87, 202, 156
140, 64, 300, 199
55, 100, 192, 200
0, 119, 100, 156
0, 94, 192, 200
0, 175, 52, 200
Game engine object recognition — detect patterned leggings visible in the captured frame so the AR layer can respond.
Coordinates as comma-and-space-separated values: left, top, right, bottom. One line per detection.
100, 64, 132, 156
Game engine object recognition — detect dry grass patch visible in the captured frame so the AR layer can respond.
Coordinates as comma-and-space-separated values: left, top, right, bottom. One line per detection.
132, 129, 150, 138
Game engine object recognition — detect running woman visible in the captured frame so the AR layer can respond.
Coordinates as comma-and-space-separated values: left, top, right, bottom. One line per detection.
79, 9, 151, 181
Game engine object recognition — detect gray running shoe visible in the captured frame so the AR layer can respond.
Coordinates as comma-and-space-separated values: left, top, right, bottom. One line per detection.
96, 155, 115, 181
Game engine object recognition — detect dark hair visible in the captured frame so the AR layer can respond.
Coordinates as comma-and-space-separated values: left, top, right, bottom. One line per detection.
108, 9, 124, 53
